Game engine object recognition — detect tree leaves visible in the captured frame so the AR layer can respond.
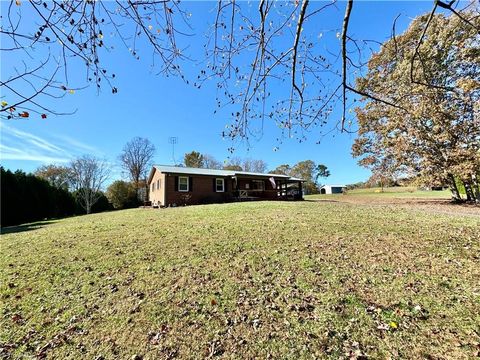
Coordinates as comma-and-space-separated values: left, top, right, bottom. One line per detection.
353, 12, 480, 199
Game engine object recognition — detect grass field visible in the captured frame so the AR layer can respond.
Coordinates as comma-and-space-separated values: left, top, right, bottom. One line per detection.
1, 200, 479, 359
307, 187, 452, 200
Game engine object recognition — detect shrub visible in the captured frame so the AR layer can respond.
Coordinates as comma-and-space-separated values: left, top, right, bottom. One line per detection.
106, 181, 138, 209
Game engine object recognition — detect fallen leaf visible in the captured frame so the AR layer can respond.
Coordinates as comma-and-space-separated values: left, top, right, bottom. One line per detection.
12, 314, 23, 323
377, 323, 389, 331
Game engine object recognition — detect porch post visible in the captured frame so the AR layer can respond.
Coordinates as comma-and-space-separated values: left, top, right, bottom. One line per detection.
299, 181, 303, 200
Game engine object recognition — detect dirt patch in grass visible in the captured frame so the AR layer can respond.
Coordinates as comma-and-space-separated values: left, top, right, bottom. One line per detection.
1, 202, 479, 359
308, 193, 480, 217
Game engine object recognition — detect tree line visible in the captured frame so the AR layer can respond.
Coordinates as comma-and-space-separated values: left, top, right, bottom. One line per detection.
1, 137, 154, 227
0, 166, 112, 227
183, 151, 269, 173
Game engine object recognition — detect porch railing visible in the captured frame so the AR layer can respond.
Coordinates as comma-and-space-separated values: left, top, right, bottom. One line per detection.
234, 189, 302, 200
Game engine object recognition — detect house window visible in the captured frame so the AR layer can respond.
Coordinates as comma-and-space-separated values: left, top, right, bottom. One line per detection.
157, 179, 160, 189
151, 183, 155, 192
252, 180, 264, 191
216, 178, 225, 192
178, 176, 189, 192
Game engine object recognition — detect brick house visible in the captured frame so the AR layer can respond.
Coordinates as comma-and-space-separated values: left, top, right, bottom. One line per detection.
148, 165, 304, 207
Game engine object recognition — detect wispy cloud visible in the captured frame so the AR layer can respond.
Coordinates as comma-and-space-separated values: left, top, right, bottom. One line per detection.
0, 144, 71, 163
0, 122, 100, 165
51, 134, 101, 155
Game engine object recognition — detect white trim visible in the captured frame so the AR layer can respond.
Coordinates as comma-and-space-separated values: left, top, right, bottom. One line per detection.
178, 176, 189, 192
215, 178, 225, 192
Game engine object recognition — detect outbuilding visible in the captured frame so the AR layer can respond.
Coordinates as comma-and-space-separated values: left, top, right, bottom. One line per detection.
319, 184, 346, 194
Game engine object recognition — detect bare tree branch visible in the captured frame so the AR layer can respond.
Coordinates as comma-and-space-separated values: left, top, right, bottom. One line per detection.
341, 0, 353, 131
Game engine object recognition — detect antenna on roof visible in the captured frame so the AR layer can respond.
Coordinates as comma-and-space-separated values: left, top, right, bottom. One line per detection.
168, 136, 178, 165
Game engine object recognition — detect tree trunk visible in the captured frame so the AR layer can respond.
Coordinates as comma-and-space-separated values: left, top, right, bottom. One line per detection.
447, 174, 462, 202
134, 178, 140, 201
471, 174, 480, 203
144, 178, 149, 205
463, 180, 474, 202
86, 193, 92, 214
473, 186, 480, 203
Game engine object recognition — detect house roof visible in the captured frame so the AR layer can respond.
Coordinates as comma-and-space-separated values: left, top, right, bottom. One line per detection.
320, 184, 346, 188
148, 165, 304, 183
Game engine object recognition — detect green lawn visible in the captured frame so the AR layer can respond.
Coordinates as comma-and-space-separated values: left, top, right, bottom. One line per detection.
307, 187, 452, 200
1, 201, 479, 359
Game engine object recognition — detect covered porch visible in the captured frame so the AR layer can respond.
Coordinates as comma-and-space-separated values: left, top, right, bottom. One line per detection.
231, 175, 304, 201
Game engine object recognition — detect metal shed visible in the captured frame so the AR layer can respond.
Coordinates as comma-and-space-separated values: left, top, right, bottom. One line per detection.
319, 185, 346, 194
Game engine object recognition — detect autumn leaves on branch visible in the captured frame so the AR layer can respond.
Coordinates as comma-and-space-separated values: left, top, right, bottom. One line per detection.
352, 12, 480, 202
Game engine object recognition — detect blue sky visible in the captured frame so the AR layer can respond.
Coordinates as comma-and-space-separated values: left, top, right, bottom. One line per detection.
1, 1, 436, 185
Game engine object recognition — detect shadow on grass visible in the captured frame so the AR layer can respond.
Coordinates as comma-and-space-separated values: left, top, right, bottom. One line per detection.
304, 199, 341, 203
1, 220, 58, 235
405, 199, 479, 206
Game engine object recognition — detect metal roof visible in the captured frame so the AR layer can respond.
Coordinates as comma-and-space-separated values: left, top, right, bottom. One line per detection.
320, 184, 346, 188
153, 165, 235, 177
149, 165, 304, 182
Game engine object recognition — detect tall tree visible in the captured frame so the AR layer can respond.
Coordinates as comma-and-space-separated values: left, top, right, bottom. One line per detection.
34, 164, 73, 190
70, 156, 110, 214
119, 137, 156, 200
290, 160, 330, 194
352, 12, 480, 202
270, 164, 292, 176
202, 154, 223, 170
223, 157, 243, 171
184, 151, 204, 168
315, 164, 331, 186
243, 159, 268, 173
